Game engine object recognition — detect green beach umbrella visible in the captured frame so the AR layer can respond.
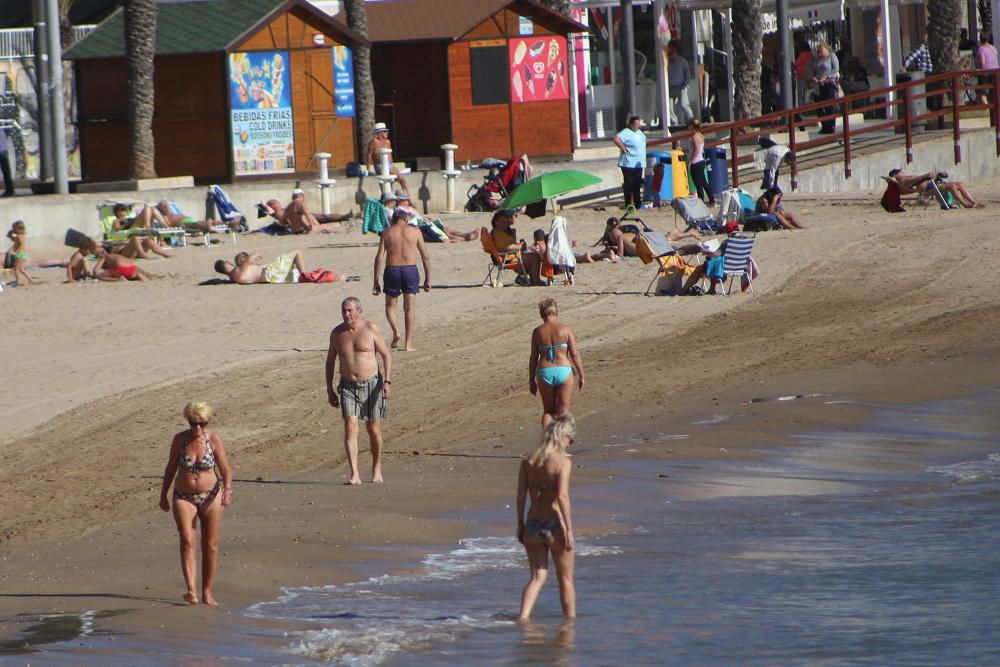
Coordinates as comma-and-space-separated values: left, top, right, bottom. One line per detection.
501, 169, 602, 211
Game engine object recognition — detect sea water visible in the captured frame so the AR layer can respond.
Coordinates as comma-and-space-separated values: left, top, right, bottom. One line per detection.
11, 390, 1000, 666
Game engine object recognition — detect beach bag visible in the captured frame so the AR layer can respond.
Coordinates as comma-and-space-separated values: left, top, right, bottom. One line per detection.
738, 190, 756, 215
655, 254, 694, 295
299, 268, 338, 283
743, 213, 779, 232
880, 183, 904, 213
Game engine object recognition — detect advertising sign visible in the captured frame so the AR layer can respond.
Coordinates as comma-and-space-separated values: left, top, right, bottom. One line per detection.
228, 50, 295, 175
333, 46, 355, 117
509, 36, 568, 103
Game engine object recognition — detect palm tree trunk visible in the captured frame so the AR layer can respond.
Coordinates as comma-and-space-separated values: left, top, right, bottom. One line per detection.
124, 0, 157, 179
344, 0, 375, 163
978, 0, 991, 36
929, 0, 962, 73
732, 0, 763, 120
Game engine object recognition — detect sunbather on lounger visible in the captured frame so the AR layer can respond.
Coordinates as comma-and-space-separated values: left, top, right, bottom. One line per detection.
491, 209, 544, 285
155, 200, 215, 233
756, 187, 804, 229
112, 203, 168, 231
92, 244, 154, 281
600, 217, 700, 257
260, 190, 353, 234
214, 249, 326, 284
889, 169, 983, 208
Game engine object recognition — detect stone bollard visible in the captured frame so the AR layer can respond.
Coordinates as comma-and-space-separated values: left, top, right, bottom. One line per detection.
313, 152, 336, 214
440, 143, 461, 212
375, 147, 396, 195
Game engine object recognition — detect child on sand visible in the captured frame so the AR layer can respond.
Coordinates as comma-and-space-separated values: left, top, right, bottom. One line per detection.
92, 244, 154, 282
6, 220, 33, 286
66, 236, 97, 282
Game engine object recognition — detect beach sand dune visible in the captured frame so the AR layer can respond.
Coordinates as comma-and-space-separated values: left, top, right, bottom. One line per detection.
2, 187, 999, 632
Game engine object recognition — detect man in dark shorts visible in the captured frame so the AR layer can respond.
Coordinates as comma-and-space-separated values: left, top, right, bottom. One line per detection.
373, 208, 430, 351
326, 297, 393, 484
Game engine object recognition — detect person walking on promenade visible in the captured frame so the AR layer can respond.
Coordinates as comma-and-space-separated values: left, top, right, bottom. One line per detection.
529, 298, 585, 426
373, 208, 431, 351
516, 413, 577, 620
326, 296, 393, 484
159, 402, 234, 605
613, 115, 646, 212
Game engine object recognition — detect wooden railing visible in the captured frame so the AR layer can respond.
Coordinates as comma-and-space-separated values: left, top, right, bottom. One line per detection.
651, 69, 1000, 191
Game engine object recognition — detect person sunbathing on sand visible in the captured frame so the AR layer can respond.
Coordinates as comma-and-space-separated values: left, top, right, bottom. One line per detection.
259, 189, 353, 234
92, 244, 154, 281
599, 217, 701, 257
214, 249, 326, 284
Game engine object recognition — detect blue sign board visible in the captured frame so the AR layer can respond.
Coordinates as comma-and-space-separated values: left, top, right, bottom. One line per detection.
333, 46, 355, 117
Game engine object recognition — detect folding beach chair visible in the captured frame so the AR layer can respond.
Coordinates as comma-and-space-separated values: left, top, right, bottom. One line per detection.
208, 185, 250, 232
480, 227, 528, 287
879, 176, 952, 212
672, 196, 721, 234
718, 234, 757, 295
635, 230, 693, 295
97, 202, 189, 246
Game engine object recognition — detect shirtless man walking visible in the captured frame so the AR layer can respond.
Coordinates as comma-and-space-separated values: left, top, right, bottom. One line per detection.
326, 297, 393, 484
373, 208, 431, 351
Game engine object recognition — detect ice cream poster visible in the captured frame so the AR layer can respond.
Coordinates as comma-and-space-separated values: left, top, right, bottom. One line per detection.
509, 36, 568, 103
228, 51, 295, 175
333, 46, 355, 117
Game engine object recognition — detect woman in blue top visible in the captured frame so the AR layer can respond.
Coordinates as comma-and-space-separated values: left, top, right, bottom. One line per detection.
613, 115, 646, 211
529, 298, 585, 426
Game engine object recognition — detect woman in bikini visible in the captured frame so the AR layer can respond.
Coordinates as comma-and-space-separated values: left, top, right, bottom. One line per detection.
159, 402, 233, 605
529, 298, 585, 426
516, 413, 577, 619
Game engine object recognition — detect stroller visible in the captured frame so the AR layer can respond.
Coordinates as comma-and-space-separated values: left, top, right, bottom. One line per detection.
208, 185, 250, 232
465, 155, 531, 212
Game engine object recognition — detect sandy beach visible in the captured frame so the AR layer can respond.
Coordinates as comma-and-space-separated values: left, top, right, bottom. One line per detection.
2, 182, 1000, 649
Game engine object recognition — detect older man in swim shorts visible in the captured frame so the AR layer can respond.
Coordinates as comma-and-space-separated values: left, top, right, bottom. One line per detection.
373, 208, 431, 351
326, 297, 393, 484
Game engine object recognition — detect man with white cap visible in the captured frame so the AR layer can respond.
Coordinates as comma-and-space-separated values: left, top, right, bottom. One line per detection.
365, 122, 409, 193
259, 188, 353, 234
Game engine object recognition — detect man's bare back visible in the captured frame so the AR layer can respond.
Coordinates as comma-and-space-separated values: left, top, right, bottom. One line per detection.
381, 222, 423, 266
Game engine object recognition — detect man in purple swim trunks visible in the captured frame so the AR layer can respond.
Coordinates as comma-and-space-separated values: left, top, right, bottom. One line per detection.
373, 208, 431, 351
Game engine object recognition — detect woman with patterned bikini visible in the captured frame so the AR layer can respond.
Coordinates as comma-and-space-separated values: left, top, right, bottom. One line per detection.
529, 298, 585, 426
159, 402, 233, 605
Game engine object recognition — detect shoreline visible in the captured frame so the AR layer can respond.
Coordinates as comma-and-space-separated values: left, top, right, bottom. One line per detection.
3, 190, 1000, 652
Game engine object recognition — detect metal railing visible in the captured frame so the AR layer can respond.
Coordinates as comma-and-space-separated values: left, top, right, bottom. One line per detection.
0, 26, 96, 58
652, 69, 1000, 191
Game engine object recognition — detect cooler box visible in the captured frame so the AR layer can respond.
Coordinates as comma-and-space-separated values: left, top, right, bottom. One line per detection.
644, 149, 691, 204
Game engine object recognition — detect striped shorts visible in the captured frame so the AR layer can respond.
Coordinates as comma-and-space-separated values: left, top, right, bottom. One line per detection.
338, 374, 387, 422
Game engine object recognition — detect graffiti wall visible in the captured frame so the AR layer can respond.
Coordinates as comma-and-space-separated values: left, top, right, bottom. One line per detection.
0, 58, 81, 180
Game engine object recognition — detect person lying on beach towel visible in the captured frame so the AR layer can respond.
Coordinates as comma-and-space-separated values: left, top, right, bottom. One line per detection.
258, 189, 354, 234
92, 244, 155, 281
393, 190, 479, 242
155, 199, 216, 233
213, 248, 337, 284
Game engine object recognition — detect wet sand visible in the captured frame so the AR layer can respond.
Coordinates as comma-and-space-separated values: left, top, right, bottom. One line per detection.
2, 183, 1000, 646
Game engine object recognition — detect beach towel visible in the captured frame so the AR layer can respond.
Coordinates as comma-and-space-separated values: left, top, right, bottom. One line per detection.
547, 216, 576, 272
299, 268, 339, 283
362, 197, 387, 235
418, 220, 449, 243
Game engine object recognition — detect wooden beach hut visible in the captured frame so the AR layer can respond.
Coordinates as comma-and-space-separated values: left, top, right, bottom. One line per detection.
335, 0, 585, 164
65, 0, 367, 183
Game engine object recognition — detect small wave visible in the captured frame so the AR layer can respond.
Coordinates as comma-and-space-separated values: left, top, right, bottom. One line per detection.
926, 453, 1000, 481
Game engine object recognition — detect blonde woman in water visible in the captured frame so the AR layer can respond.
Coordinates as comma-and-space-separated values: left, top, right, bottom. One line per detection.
516, 413, 576, 619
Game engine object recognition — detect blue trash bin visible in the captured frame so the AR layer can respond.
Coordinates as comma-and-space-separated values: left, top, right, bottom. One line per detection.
644, 150, 671, 204
705, 147, 728, 196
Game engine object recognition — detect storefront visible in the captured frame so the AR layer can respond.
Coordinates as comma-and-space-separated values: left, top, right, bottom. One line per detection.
65, 0, 365, 183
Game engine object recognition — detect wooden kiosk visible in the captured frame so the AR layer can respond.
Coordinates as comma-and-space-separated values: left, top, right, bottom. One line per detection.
65, 0, 366, 183
336, 0, 585, 164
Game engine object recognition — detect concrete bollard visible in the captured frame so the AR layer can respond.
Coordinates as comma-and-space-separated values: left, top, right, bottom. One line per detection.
375, 147, 396, 195
440, 143, 461, 212
313, 152, 336, 214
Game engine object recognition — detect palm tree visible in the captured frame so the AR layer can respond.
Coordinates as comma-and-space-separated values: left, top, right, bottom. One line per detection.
343, 0, 375, 163
978, 0, 991, 37
928, 0, 961, 73
732, 0, 763, 120
123, 0, 157, 179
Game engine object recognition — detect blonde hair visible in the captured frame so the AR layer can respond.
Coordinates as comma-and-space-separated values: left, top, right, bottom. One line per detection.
527, 413, 576, 466
182, 401, 214, 424
538, 298, 558, 319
